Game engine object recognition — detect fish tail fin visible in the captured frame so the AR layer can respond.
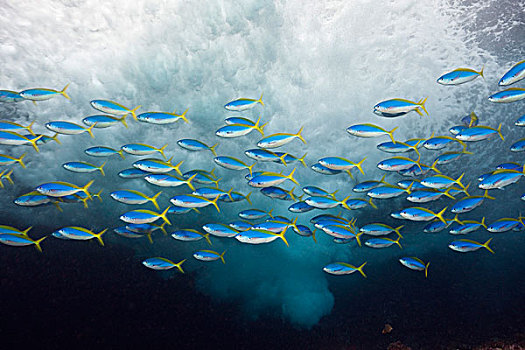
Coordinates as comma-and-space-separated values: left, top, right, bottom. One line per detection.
204, 233, 212, 246
17, 153, 26, 168
98, 161, 106, 176
209, 143, 219, 156
51, 133, 61, 144
480, 217, 487, 229
453, 213, 463, 225
461, 182, 470, 197
479, 65, 484, 78
119, 114, 128, 128
341, 195, 352, 211
34, 236, 47, 253
247, 162, 256, 177
209, 195, 221, 213
82, 180, 95, 200
160, 206, 172, 225
296, 126, 306, 144
278, 153, 288, 166
27, 120, 36, 135
178, 109, 189, 123
443, 187, 456, 200
3, 170, 13, 185
60, 83, 71, 99
146, 233, 153, 244
330, 189, 339, 200
253, 116, 265, 135
220, 250, 227, 264
483, 237, 495, 254
379, 174, 388, 185
345, 169, 354, 180
29, 134, 42, 152
94, 189, 103, 202
425, 262, 430, 278
212, 177, 221, 188
388, 127, 398, 144
53, 202, 63, 212
116, 149, 125, 159
244, 192, 252, 204
497, 123, 504, 141
172, 160, 184, 176
288, 187, 296, 202
277, 230, 289, 247
287, 168, 299, 185
368, 197, 377, 209
462, 149, 474, 155
19, 226, 32, 236
357, 262, 367, 278
298, 153, 307, 168
150, 191, 162, 210
469, 112, 478, 127
418, 97, 429, 116
435, 206, 448, 225
455, 173, 465, 189
405, 181, 414, 195
312, 228, 318, 243
267, 208, 274, 219
395, 236, 403, 249
483, 190, 495, 200
257, 92, 264, 106
175, 259, 186, 273
355, 232, 363, 247
159, 222, 168, 235
356, 157, 366, 175
158, 144, 168, 159
186, 173, 197, 191
394, 225, 404, 239
225, 187, 234, 202
95, 229, 107, 246
130, 105, 142, 121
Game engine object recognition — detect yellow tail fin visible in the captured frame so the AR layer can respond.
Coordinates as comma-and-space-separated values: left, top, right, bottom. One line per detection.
425, 262, 430, 278
17, 153, 26, 168
86, 123, 97, 138
175, 259, 186, 273
483, 237, 495, 254
95, 229, 107, 246
172, 160, 184, 176
296, 126, 306, 144
388, 127, 398, 144
150, 191, 162, 210
418, 96, 429, 116
356, 262, 367, 278
257, 92, 264, 107
130, 105, 142, 121
159, 206, 172, 225
435, 206, 448, 225
185, 173, 197, 191
98, 161, 106, 176
60, 83, 70, 100
82, 180, 95, 200
178, 108, 189, 123
497, 123, 504, 141
220, 250, 226, 264
287, 168, 299, 185
209, 143, 218, 157
355, 157, 366, 175
158, 144, 168, 159
119, 114, 128, 128
33, 236, 47, 253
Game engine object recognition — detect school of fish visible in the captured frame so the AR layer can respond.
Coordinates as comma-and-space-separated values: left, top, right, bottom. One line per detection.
0, 59, 524, 280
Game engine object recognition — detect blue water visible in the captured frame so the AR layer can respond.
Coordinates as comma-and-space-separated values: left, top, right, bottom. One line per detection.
0, 0, 524, 348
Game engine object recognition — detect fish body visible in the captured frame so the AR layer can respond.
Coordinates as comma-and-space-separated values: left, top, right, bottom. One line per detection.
365, 236, 402, 249
178, 139, 217, 155
367, 186, 407, 199
478, 171, 522, 190
449, 125, 467, 135
311, 163, 342, 175
36, 180, 93, 198
120, 207, 171, 225
377, 157, 420, 172
142, 257, 185, 272
449, 218, 486, 235
121, 143, 167, 158
118, 168, 149, 179
214, 156, 255, 174
360, 223, 403, 237
323, 262, 367, 277
229, 221, 253, 231
224, 93, 264, 111
318, 157, 365, 173
510, 138, 525, 152
63, 161, 105, 175
85, 146, 124, 158
14, 191, 55, 207
169, 194, 220, 212
305, 196, 341, 209
376, 141, 418, 154
488, 88, 525, 103
192, 187, 231, 200
257, 127, 305, 149
133, 158, 183, 175
407, 189, 453, 203
0, 131, 42, 151
498, 60, 525, 86
0, 120, 35, 135
515, 115, 525, 126
171, 229, 211, 244
346, 124, 397, 142
400, 206, 447, 224
450, 193, 493, 213
0, 90, 24, 102
456, 125, 503, 141
437, 67, 483, 85
193, 250, 226, 263
373, 97, 428, 117
55, 227, 106, 245
353, 176, 387, 192
238, 208, 273, 220
399, 257, 430, 277
136, 109, 188, 124
20, 84, 70, 101
110, 190, 161, 209
244, 149, 285, 163
288, 201, 314, 213
261, 186, 295, 200
46, 121, 95, 137
421, 174, 464, 189
83, 114, 127, 128
202, 223, 238, 238
225, 117, 255, 125
423, 136, 463, 150
145, 173, 195, 190
248, 169, 298, 188
90, 99, 141, 119
234, 228, 288, 246
434, 152, 467, 165
487, 218, 522, 233
423, 220, 449, 233
0, 233, 46, 252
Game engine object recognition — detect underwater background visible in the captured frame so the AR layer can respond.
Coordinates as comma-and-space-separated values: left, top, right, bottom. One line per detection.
0, 0, 524, 348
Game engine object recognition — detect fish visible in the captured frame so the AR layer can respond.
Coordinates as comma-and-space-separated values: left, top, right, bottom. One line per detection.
406, 188, 456, 203
433, 151, 472, 165
244, 148, 288, 164
478, 168, 524, 190
461, 112, 479, 127
373, 97, 428, 117
510, 138, 525, 152
224, 116, 255, 125
365, 236, 402, 249
192, 187, 233, 201
54, 227, 107, 246
118, 168, 150, 179
133, 157, 183, 175
83, 114, 128, 128
229, 220, 253, 231
515, 115, 525, 127
120, 207, 171, 225
216, 117, 266, 137
142, 257, 185, 272
0, 120, 35, 135
399, 206, 448, 224
436, 67, 484, 85
498, 59, 525, 86
45, 121, 96, 138
0, 153, 26, 168
487, 218, 524, 233
367, 185, 411, 199
0, 90, 24, 102
20, 84, 70, 101
36, 180, 94, 198
353, 175, 388, 192
456, 124, 504, 141
137, 108, 189, 124
169, 194, 221, 212
273, 152, 307, 167
193, 250, 226, 264
261, 186, 297, 201
421, 173, 465, 190
310, 163, 342, 175
360, 223, 403, 237
183, 169, 220, 186
302, 186, 338, 198
248, 168, 299, 188
224, 93, 264, 111
145, 173, 196, 190
121, 143, 168, 159
214, 156, 256, 175
110, 190, 162, 209
305, 195, 351, 210
171, 229, 212, 245
288, 201, 315, 213
14, 191, 59, 208
423, 216, 461, 233
448, 238, 494, 253
377, 156, 428, 172
318, 156, 366, 174
0, 131, 43, 152
238, 208, 274, 220
219, 191, 252, 204
126, 222, 167, 236
202, 223, 239, 238
322, 262, 367, 277
449, 217, 486, 235
488, 88, 525, 103
399, 257, 430, 277
397, 179, 427, 190
234, 228, 289, 246
0, 225, 32, 236
257, 127, 306, 149
346, 124, 398, 143
63, 161, 106, 175
450, 191, 495, 213
423, 135, 467, 151
376, 140, 420, 154
85, 146, 125, 158
178, 139, 218, 156
0, 233, 46, 252
90, 99, 141, 120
